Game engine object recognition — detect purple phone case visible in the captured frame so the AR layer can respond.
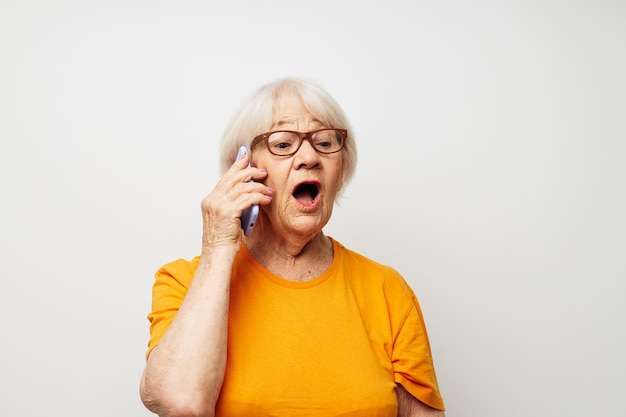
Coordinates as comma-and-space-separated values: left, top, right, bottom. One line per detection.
237, 146, 259, 236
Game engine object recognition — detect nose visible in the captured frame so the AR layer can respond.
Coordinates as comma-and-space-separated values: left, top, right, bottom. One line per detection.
293, 137, 320, 169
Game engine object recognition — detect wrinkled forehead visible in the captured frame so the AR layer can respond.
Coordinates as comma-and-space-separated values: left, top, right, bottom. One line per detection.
271, 88, 338, 130
271, 95, 324, 130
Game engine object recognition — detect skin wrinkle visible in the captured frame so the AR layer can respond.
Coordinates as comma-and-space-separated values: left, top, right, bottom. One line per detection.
246, 94, 342, 261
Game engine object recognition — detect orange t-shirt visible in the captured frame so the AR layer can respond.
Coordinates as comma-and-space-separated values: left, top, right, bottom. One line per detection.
147, 238, 444, 416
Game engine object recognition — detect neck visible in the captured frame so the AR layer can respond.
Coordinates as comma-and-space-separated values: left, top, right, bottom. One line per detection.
244, 230, 333, 282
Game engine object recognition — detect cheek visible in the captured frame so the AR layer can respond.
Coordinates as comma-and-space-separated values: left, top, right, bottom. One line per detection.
264, 170, 289, 197
328, 164, 343, 191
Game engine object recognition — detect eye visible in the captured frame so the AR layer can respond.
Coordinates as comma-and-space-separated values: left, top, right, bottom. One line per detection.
315, 140, 332, 149
268, 132, 298, 154
274, 141, 292, 150
312, 130, 336, 149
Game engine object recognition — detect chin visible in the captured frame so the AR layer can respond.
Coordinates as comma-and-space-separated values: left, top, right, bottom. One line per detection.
284, 215, 328, 236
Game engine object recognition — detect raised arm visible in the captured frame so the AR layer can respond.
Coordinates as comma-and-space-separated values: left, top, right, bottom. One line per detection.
139, 152, 272, 417
140, 246, 235, 417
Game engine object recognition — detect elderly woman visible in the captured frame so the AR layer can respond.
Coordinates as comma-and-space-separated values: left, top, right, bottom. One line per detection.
140, 78, 445, 417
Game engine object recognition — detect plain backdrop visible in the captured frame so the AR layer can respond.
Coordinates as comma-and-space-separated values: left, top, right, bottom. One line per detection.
1, 1, 624, 416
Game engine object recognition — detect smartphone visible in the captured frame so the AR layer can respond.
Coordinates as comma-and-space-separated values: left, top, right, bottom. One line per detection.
236, 146, 259, 236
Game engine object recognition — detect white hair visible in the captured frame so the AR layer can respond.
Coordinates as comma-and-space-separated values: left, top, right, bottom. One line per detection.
218, 77, 357, 195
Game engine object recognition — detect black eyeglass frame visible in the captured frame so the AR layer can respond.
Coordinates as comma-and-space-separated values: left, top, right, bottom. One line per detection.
250, 128, 348, 156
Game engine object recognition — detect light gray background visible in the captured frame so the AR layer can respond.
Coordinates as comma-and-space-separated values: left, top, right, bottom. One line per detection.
1, 1, 624, 416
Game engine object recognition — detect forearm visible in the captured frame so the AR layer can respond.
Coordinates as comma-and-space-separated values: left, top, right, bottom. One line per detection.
396, 384, 446, 417
140, 246, 237, 417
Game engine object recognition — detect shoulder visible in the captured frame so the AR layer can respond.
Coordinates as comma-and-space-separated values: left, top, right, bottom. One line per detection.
333, 238, 398, 275
332, 238, 415, 298
154, 256, 201, 289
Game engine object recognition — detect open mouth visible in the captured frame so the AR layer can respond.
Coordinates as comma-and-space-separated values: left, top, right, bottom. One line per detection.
292, 181, 320, 205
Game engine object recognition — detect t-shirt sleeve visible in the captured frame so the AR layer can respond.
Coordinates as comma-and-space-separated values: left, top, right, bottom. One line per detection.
145, 257, 197, 359
389, 275, 445, 410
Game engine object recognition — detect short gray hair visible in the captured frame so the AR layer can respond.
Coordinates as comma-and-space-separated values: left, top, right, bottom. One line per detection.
219, 77, 357, 196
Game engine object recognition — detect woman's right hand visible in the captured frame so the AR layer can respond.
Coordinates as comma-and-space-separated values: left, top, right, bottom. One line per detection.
200, 151, 272, 251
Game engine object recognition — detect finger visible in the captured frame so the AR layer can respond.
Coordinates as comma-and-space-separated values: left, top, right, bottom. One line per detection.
227, 181, 273, 211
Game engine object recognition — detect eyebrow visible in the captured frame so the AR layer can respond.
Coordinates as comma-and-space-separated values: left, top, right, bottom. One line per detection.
274, 119, 295, 128
272, 117, 324, 130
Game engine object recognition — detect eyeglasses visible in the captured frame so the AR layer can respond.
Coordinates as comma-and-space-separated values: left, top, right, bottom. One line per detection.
251, 128, 348, 156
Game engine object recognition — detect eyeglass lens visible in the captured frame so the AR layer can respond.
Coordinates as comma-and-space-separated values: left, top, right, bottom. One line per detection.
267, 130, 343, 155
